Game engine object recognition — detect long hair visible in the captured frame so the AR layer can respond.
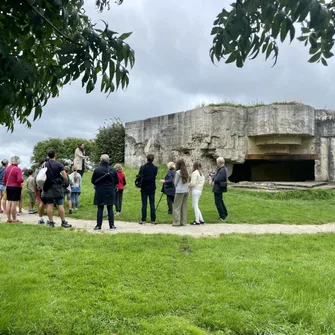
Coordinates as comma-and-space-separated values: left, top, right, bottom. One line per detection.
176, 159, 188, 184
72, 166, 78, 183
78, 143, 84, 153
193, 162, 203, 176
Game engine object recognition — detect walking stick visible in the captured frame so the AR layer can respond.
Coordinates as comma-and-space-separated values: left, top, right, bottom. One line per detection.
155, 192, 164, 212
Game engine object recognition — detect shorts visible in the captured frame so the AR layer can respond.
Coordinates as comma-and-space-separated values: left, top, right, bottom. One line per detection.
65, 192, 71, 201
0, 185, 5, 192
42, 198, 64, 206
6, 186, 22, 201
27, 191, 36, 203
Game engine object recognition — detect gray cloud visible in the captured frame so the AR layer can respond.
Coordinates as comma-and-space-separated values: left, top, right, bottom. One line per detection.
1, 0, 334, 167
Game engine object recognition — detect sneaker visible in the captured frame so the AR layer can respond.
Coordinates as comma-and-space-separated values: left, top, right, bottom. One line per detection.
190, 221, 200, 225
94, 226, 101, 230
109, 225, 117, 230
139, 220, 145, 225
219, 217, 227, 221
29, 210, 37, 214
115, 212, 120, 216
74, 208, 78, 211
38, 219, 45, 225
199, 220, 205, 224
61, 221, 72, 228
69, 209, 73, 214
151, 221, 157, 225
47, 220, 55, 227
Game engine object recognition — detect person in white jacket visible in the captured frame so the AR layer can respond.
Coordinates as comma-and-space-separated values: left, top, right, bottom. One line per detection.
189, 162, 205, 225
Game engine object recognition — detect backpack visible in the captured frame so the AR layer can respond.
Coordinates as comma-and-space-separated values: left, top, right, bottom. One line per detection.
36, 166, 47, 187
135, 166, 143, 188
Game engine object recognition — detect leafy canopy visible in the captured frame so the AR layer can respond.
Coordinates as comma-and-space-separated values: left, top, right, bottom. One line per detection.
210, 0, 335, 68
0, 0, 134, 130
31, 137, 95, 167
91, 118, 125, 165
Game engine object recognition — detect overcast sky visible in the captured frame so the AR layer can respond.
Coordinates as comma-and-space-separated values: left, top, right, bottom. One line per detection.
2, 0, 335, 167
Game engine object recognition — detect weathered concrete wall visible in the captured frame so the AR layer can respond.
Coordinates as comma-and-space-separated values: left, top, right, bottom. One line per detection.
125, 103, 335, 181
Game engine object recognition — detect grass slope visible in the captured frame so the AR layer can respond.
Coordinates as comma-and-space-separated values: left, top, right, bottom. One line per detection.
0, 225, 335, 334
39, 166, 335, 225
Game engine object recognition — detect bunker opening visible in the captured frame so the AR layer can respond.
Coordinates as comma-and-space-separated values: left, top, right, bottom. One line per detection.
229, 159, 315, 183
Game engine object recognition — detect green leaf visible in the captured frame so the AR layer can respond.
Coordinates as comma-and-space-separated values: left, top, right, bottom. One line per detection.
321, 57, 328, 66
308, 51, 322, 63
119, 32, 133, 40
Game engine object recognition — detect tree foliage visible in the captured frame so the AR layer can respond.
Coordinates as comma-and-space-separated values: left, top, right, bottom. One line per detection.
31, 137, 95, 167
210, 0, 335, 68
91, 118, 125, 165
0, 0, 134, 130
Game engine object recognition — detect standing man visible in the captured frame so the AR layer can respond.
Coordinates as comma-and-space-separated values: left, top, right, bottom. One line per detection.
41, 150, 71, 228
212, 157, 228, 221
139, 154, 158, 224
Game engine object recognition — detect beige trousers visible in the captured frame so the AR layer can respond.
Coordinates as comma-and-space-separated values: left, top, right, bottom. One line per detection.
172, 193, 188, 226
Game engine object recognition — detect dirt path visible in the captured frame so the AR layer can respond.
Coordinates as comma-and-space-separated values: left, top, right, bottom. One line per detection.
2, 212, 335, 237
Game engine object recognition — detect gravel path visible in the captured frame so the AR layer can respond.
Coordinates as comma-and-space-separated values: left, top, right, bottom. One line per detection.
2, 212, 335, 237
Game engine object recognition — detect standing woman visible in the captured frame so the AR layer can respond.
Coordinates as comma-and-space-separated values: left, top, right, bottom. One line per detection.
69, 167, 82, 211
73, 143, 87, 177
189, 162, 205, 225
160, 162, 176, 215
114, 164, 126, 216
3, 156, 24, 223
91, 154, 119, 230
172, 159, 189, 226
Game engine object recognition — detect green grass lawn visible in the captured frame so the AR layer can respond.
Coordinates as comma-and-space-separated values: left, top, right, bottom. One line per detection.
1, 224, 335, 334
36, 166, 335, 224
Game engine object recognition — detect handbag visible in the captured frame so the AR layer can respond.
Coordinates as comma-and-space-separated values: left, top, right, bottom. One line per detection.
135, 166, 144, 188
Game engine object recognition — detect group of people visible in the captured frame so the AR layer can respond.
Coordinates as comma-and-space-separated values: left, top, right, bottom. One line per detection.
138, 154, 229, 226
0, 143, 90, 227
0, 148, 228, 230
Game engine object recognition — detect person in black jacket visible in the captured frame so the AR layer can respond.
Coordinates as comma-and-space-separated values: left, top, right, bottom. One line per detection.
212, 157, 228, 221
160, 162, 176, 214
91, 154, 119, 230
139, 154, 158, 224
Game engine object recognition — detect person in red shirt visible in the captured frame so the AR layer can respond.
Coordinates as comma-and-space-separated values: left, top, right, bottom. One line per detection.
114, 164, 126, 216
3, 156, 24, 223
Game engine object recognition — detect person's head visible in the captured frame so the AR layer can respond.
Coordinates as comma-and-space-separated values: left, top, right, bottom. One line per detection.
78, 143, 84, 151
28, 169, 34, 176
216, 157, 225, 167
176, 159, 188, 183
114, 163, 123, 171
64, 166, 70, 173
10, 156, 21, 165
146, 154, 154, 162
72, 166, 77, 172
1, 159, 8, 167
100, 154, 110, 164
47, 150, 56, 159
167, 162, 175, 170
193, 161, 203, 176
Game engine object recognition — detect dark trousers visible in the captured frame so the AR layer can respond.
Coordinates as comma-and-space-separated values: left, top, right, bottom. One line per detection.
115, 189, 123, 213
78, 170, 84, 177
97, 205, 114, 228
141, 191, 156, 222
214, 192, 228, 219
166, 195, 174, 214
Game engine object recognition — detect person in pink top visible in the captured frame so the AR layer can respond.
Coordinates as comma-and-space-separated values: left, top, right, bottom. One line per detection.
3, 156, 24, 223
114, 164, 126, 216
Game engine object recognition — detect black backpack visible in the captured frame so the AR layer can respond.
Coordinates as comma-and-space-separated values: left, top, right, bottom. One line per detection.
135, 166, 143, 188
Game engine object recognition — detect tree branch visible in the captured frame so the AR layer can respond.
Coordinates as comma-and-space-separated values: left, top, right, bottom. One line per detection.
24, 0, 80, 45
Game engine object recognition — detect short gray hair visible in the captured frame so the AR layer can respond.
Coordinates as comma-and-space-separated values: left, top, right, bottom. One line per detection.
10, 156, 21, 165
216, 157, 225, 164
100, 154, 110, 163
167, 161, 175, 170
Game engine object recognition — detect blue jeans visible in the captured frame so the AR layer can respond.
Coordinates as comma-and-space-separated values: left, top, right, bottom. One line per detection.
141, 191, 156, 222
71, 192, 80, 209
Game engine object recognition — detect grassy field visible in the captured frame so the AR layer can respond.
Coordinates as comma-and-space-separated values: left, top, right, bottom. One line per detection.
28, 166, 335, 225
0, 224, 335, 335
